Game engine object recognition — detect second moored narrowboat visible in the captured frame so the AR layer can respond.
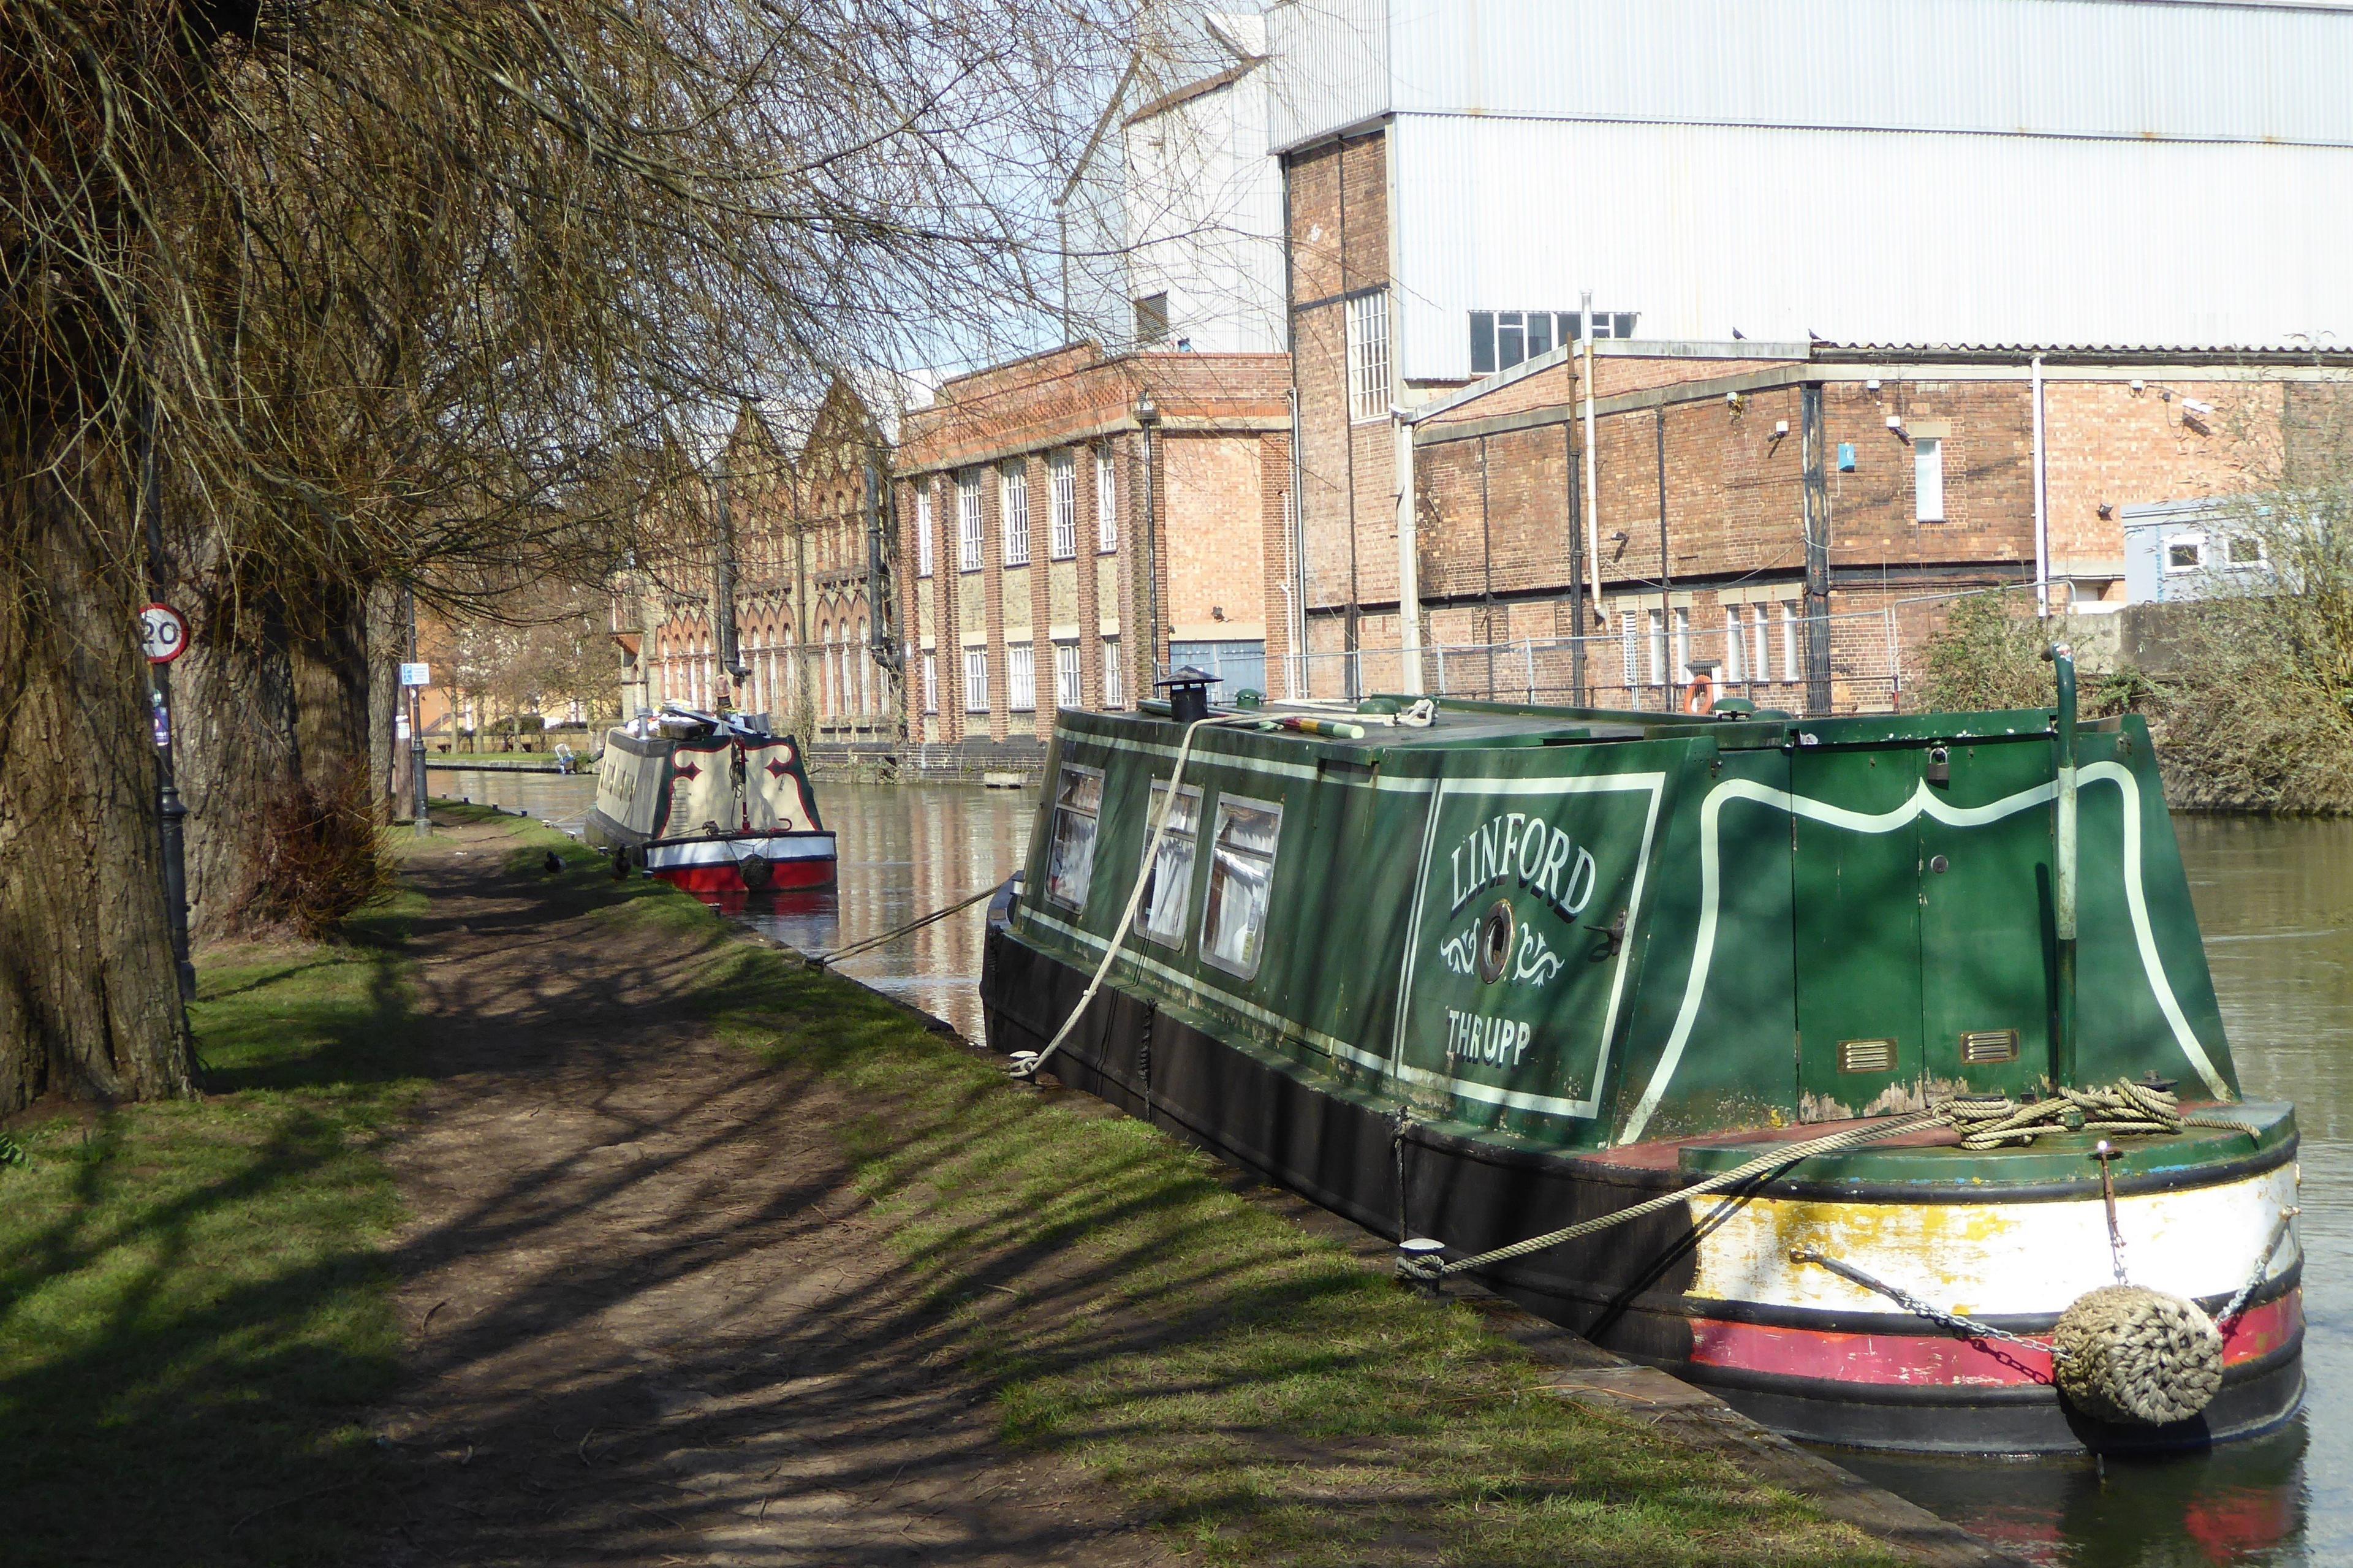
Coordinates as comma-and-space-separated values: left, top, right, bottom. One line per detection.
980, 672, 2302, 1455
586, 706, 836, 893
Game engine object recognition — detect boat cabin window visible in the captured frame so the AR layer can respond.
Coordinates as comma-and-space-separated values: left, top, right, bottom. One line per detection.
1201, 797, 1282, 979
1137, 781, 1203, 946
1044, 765, 1104, 911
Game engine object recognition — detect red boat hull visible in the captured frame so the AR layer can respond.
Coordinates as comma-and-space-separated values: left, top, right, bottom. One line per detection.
652, 855, 836, 894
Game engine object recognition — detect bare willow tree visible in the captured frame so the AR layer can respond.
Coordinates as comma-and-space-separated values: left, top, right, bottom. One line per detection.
1, 0, 1128, 1110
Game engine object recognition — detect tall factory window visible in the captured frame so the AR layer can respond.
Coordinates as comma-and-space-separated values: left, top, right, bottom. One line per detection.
1914, 437, 1946, 523
921, 651, 938, 714
1102, 637, 1125, 707
1781, 603, 1802, 682
1008, 643, 1036, 711
1619, 612, 1637, 688
1050, 452, 1077, 559
1724, 608, 1745, 681
916, 488, 934, 577
1055, 640, 1082, 707
1002, 464, 1031, 565
1646, 610, 1666, 687
964, 648, 989, 711
1096, 448, 1118, 551
1347, 292, 1390, 422
957, 472, 982, 572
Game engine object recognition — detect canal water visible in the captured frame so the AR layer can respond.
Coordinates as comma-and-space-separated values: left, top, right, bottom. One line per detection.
435, 768, 2347, 1564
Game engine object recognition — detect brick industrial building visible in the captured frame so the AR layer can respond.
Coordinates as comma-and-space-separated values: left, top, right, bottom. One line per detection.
614, 378, 903, 743
890, 344, 1292, 751
1265, 0, 2353, 701
1395, 340, 2353, 713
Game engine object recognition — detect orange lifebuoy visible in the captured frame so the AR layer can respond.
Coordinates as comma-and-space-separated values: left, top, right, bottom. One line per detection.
1684, 673, 1715, 716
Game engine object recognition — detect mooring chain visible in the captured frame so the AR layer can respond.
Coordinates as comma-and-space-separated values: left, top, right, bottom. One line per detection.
1788, 1246, 2064, 1362
2216, 1206, 2301, 1333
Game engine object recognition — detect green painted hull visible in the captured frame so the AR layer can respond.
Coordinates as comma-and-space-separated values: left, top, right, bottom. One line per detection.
1007, 703, 2238, 1145
981, 699, 2303, 1452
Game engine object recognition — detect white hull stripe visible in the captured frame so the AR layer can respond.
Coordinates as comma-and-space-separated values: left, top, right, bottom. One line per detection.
646, 835, 836, 868
1620, 760, 2229, 1146
1689, 1161, 2300, 1316
1022, 906, 1603, 1118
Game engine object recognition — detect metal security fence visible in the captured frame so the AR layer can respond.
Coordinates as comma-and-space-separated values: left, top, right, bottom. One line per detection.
1284, 586, 2036, 716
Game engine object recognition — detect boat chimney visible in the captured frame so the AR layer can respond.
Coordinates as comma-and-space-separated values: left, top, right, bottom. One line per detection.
1158, 665, 1222, 725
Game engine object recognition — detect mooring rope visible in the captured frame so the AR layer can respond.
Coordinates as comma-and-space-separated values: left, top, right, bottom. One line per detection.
813, 885, 1001, 968
1400, 1111, 1945, 1281
1400, 1081, 2256, 1284
1010, 713, 1262, 1082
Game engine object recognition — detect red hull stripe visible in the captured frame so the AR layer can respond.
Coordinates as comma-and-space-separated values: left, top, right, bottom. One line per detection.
1687, 1290, 2300, 1388
653, 859, 835, 893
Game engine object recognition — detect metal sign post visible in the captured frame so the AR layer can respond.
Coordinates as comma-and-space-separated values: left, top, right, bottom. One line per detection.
141, 602, 196, 1001
400, 659, 431, 838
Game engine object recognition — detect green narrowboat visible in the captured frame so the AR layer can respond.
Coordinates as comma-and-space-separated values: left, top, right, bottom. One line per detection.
979, 678, 2303, 1455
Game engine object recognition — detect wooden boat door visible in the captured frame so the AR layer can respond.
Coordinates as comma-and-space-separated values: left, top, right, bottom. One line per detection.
1790, 744, 1925, 1118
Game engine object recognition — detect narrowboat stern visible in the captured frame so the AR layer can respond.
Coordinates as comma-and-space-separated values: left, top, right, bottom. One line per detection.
585, 707, 836, 894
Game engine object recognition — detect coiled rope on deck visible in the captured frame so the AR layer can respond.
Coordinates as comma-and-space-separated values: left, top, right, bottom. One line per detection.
1938, 1078, 2259, 1149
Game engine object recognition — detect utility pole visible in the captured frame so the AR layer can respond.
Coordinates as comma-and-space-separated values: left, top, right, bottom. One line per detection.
1136, 390, 1163, 683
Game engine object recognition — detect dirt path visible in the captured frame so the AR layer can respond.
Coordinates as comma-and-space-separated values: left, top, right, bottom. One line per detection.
373, 821, 1179, 1567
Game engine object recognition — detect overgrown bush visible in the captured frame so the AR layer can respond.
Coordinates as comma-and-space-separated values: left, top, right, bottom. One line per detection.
1918, 593, 2148, 716
1919, 593, 2059, 711
243, 768, 398, 939
2147, 490, 2353, 813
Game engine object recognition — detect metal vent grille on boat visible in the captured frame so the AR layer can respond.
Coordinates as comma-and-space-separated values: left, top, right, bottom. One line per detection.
1838, 1038, 1897, 1074
1960, 1028, 2021, 1065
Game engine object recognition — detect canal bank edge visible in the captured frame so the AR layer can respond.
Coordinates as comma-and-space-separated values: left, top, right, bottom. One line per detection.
463, 806, 2028, 1567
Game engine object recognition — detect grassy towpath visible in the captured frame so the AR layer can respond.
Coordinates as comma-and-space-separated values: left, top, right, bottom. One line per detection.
0, 807, 1974, 1566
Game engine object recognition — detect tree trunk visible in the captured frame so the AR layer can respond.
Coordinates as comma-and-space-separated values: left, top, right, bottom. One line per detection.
0, 454, 195, 1113
177, 582, 298, 942
178, 574, 387, 941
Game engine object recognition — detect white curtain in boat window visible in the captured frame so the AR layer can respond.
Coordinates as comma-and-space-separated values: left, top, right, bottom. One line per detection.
1044, 765, 1102, 910
1137, 781, 1201, 945
1201, 798, 1282, 977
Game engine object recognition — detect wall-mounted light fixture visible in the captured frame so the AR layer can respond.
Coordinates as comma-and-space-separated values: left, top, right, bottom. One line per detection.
2181, 396, 2215, 417
1726, 390, 1745, 411
1773, 420, 1790, 437
1865, 377, 1882, 393
2129, 379, 2146, 394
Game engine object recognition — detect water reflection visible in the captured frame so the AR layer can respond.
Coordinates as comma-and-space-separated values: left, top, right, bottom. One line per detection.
725, 781, 1037, 1042
1846, 815, 2353, 1567
430, 767, 599, 822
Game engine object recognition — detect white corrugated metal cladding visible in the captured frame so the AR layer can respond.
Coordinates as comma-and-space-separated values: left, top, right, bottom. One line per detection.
1269, 0, 2353, 150
1267, 0, 2353, 373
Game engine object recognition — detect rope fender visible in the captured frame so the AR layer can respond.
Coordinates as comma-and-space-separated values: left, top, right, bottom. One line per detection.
2051, 1286, 2225, 1426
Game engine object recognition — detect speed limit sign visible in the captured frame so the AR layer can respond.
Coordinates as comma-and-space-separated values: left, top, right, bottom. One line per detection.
140, 603, 190, 665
